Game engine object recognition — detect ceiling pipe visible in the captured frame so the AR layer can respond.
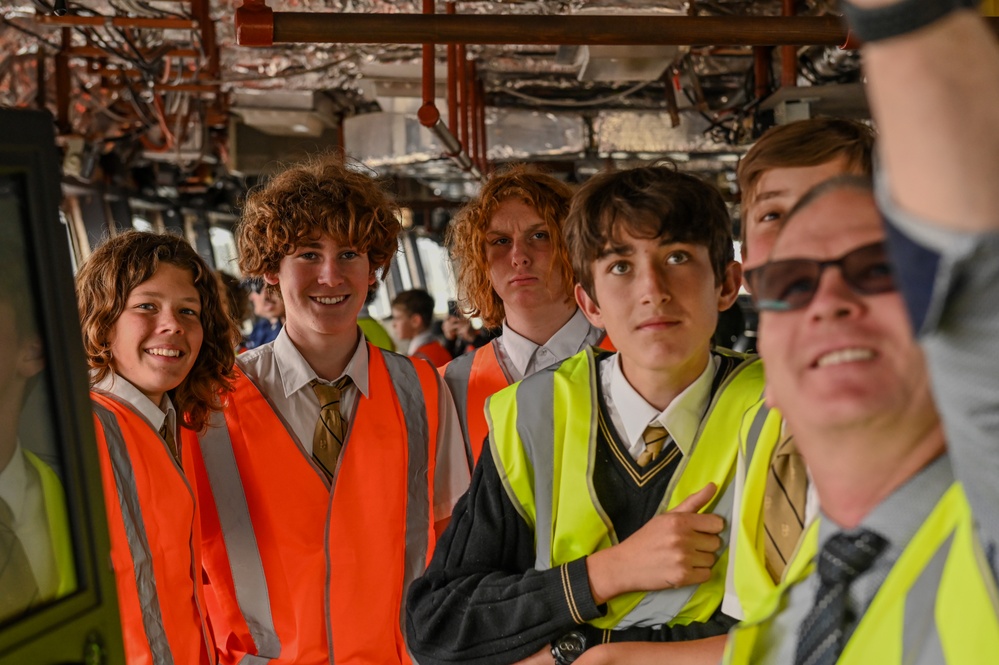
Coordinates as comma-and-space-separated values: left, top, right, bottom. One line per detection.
475, 66, 488, 174
414, 0, 482, 180
753, 46, 771, 101
458, 44, 469, 159
781, 0, 797, 87
446, 2, 458, 137
235, 10, 858, 47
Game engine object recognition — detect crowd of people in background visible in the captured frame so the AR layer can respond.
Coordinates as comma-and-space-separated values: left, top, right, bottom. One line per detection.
3, 2, 998, 664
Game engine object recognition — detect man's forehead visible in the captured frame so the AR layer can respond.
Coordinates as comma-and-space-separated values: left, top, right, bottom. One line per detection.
771, 187, 882, 258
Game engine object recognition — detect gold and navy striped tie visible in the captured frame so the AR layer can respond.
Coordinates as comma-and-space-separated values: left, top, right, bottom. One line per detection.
311, 376, 352, 482
763, 434, 807, 581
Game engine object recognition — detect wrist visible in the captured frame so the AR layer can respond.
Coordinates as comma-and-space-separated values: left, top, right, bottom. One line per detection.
585, 550, 622, 605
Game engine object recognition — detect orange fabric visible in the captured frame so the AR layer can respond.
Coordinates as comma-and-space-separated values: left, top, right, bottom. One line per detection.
463, 341, 512, 466
414, 340, 453, 368
91, 392, 213, 665
192, 344, 441, 665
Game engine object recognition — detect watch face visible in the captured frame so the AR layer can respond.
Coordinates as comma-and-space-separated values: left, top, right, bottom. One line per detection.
555, 631, 586, 662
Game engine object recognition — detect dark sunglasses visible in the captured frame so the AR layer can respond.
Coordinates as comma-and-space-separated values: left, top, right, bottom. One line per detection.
242, 277, 265, 294
745, 241, 896, 312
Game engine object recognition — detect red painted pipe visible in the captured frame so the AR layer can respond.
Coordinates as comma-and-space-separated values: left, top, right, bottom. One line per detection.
780, 0, 796, 87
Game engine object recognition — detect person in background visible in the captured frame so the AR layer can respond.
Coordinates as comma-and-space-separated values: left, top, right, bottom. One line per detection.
241, 276, 284, 351
719, 117, 876, 622
188, 154, 468, 665
0, 228, 75, 624
443, 164, 609, 468
76, 230, 238, 665
358, 289, 396, 352
391, 289, 453, 367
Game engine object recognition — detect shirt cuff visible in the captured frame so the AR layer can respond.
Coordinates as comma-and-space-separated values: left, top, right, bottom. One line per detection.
557, 558, 605, 625
875, 165, 982, 335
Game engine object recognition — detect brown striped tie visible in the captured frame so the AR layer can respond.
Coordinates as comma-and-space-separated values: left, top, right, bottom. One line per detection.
160, 424, 179, 462
762, 434, 807, 582
637, 423, 669, 468
311, 376, 352, 481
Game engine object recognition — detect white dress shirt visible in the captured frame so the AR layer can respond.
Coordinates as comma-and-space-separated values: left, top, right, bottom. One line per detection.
599, 352, 719, 462
494, 308, 605, 383
92, 370, 178, 452
0, 442, 59, 600
237, 327, 469, 520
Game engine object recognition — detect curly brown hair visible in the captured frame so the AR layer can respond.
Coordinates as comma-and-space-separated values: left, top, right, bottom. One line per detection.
565, 164, 734, 302
237, 153, 401, 297
76, 231, 239, 431
447, 164, 575, 328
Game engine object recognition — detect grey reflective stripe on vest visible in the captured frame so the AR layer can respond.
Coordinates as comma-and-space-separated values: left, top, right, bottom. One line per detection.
198, 410, 280, 663
508, 365, 560, 570
619, 480, 737, 628
443, 350, 475, 467
901, 531, 954, 664
744, 391, 770, 463
381, 352, 432, 647
93, 402, 175, 665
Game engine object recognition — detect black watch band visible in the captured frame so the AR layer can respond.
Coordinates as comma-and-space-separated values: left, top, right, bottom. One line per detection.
840, 0, 981, 43
550, 630, 587, 665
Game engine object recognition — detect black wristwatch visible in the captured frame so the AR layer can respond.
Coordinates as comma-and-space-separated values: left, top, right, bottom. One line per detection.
840, 0, 981, 43
550, 630, 587, 665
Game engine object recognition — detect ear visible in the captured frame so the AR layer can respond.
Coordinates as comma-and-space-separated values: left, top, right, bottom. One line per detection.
575, 283, 604, 329
716, 260, 742, 311
368, 270, 377, 287
16, 336, 45, 380
263, 272, 280, 286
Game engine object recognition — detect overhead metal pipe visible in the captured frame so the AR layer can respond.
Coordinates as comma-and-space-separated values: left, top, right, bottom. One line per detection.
781, 0, 798, 87
414, 0, 483, 181
242, 13, 856, 46
446, 2, 458, 136
458, 44, 469, 156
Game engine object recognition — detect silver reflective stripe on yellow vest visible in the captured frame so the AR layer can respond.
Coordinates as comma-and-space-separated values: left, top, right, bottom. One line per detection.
380, 352, 431, 655
93, 402, 176, 665
723, 482, 999, 664
729, 394, 786, 619
199, 409, 280, 665
487, 348, 767, 630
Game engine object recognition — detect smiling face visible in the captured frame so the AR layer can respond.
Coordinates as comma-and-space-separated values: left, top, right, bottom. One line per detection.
742, 157, 855, 274
484, 198, 569, 323
107, 263, 204, 406
577, 226, 740, 398
266, 233, 374, 348
758, 187, 935, 435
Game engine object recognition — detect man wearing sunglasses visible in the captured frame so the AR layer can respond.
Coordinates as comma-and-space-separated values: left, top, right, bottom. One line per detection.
721, 175, 999, 664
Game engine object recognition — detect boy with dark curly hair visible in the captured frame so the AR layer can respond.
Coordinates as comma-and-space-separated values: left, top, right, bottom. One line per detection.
189, 154, 468, 665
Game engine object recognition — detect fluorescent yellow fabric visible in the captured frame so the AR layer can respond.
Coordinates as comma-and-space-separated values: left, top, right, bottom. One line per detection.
723, 483, 999, 664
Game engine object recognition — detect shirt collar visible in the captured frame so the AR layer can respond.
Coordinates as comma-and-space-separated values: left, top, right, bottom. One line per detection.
273, 326, 370, 399
607, 352, 718, 457
407, 330, 435, 356
0, 441, 27, 521
501, 308, 599, 377
92, 369, 174, 433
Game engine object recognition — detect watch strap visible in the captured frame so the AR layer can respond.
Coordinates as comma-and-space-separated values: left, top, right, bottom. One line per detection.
840, 0, 981, 43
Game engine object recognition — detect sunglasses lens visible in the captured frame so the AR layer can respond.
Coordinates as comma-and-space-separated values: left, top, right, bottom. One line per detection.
842, 243, 895, 295
755, 260, 820, 311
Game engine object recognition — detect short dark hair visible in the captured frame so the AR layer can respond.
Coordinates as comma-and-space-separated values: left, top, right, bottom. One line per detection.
391, 289, 435, 329
565, 164, 734, 301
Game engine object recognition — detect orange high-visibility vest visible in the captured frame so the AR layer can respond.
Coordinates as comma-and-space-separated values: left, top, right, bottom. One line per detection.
444, 334, 614, 468
414, 339, 453, 367
191, 345, 442, 665
91, 391, 214, 665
